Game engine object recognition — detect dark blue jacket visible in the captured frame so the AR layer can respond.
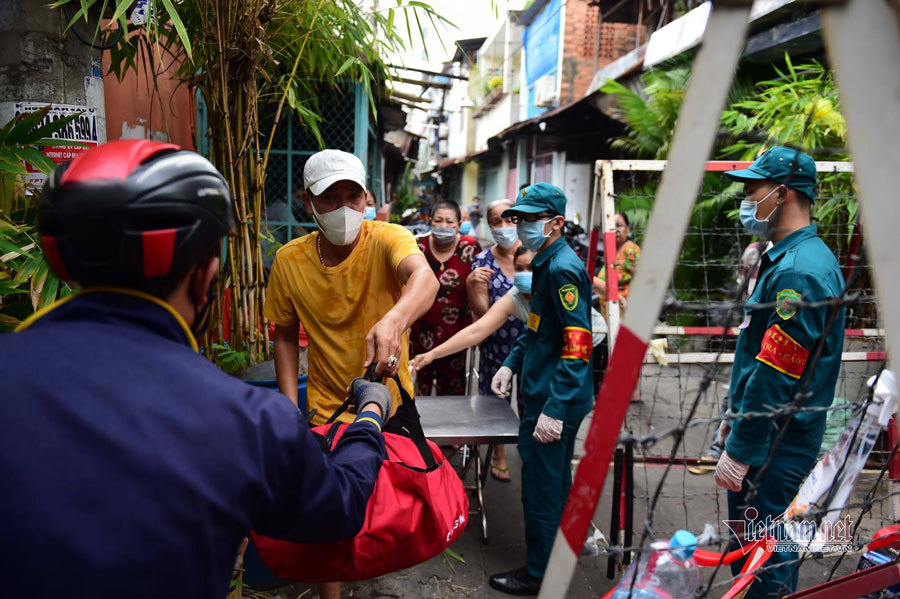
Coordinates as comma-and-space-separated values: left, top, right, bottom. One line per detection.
0, 290, 384, 598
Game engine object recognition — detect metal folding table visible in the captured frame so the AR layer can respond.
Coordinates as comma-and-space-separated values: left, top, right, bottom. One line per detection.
417, 395, 520, 543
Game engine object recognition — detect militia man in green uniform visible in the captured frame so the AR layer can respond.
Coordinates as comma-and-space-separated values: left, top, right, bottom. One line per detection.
488, 183, 594, 595
717, 147, 846, 597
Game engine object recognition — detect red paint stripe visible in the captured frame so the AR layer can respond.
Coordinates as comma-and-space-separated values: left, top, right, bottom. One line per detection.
603, 231, 618, 302
141, 229, 177, 278
40, 236, 71, 281
585, 227, 600, 279
704, 161, 753, 172
868, 352, 886, 361
560, 325, 646, 552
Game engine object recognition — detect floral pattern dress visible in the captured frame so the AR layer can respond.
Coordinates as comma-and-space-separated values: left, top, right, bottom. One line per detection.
471, 248, 524, 397
412, 235, 482, 395
598, 240, 641, 305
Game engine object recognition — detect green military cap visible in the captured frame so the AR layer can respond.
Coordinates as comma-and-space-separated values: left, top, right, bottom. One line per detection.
725, 146, 818, 201
501, 182, 567, 218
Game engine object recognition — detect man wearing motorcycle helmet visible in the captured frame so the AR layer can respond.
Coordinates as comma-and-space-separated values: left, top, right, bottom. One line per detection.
0, 140, 391, 598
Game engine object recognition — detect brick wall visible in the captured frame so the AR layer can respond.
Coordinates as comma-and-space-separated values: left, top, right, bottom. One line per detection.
560, 0, 646, 103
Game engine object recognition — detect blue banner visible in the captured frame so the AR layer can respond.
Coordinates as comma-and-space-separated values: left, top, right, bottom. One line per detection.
523, 0, 561, 85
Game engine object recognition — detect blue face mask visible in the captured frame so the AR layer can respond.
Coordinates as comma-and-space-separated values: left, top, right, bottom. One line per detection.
364, 206, 377, 221
431, 226, 458, 244
491, 225, 518, 249
460, 221, 472, 235
739, 187, 780, 237
513, 271, 532, 294
517, 218, 552, 251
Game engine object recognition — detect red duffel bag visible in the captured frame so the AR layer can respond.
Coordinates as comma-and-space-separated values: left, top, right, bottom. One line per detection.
251, 376, 469, 582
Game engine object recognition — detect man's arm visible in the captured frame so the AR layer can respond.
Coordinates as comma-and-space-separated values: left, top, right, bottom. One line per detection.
725, 270, 840, 466
273, 323, 300, 406
503, 327, 529, 374
543, 264, 594, 421
253, 388, 386, 543
365, 253, 438, 377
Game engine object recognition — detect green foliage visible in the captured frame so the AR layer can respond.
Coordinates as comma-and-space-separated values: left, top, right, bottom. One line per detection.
211, 344, 252, 377
720, 56, 846, 160
603, 54, 855, 324
0, 108, 82, 330
392, 163, 419, 218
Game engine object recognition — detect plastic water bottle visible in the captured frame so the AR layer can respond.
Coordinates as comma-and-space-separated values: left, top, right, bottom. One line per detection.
610, 530, 700, 599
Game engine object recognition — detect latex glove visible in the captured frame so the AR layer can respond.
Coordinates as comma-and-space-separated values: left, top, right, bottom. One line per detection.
491, 366, 513, 398
351, 378, 392, 424
716, 417, 731, 447
715, 451, 749, 492
533, 413, 564, 443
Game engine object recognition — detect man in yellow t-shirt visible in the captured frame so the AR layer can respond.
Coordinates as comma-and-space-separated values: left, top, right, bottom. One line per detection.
264, 149, 438, 427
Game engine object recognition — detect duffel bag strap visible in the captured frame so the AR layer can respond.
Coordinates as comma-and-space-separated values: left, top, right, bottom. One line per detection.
389, 375, 437, 470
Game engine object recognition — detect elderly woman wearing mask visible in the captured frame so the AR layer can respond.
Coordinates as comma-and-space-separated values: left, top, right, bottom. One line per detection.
411, 199, 483, 395
466, 199, 523, 481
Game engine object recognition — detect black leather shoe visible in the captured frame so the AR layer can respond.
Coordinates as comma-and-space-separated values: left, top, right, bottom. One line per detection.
489, 566, 542, 595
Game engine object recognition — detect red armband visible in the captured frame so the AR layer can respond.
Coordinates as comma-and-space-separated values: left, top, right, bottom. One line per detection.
755, 324, 809, 379
561, 327, 592, 362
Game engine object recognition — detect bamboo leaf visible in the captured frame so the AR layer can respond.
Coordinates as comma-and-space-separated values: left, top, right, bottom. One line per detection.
12, 147, 57, 175
335, 57, 357, 77
18, 111, 82, 145
158, 0, 193, 58
39, 273, 60, 309
5, 107, 52, 145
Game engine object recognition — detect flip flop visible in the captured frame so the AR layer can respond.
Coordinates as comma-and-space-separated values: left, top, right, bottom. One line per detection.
490, 464, 511, 483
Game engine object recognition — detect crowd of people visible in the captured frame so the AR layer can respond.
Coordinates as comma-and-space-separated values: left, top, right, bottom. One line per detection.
0, 142, 847, 599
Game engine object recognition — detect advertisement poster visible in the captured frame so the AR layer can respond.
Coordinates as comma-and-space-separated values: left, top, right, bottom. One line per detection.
3, 102, 100, 189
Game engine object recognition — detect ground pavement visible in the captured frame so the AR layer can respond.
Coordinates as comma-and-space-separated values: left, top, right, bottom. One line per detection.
252, 360, 887, 598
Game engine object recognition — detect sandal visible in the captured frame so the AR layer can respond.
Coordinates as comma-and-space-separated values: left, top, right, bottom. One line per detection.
490, 463, 511, 483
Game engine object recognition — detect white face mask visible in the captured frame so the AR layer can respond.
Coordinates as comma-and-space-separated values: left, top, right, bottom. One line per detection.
310, 202, 364, 246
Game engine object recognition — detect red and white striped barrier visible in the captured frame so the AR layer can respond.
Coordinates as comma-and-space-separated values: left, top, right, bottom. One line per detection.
538, 5, 755, 595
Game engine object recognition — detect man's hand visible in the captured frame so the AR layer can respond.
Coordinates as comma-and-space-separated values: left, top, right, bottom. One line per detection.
716, 417, 731, 447
412, 352, 434, 372
365, 313, 403, 379
715, 451, 749, 492
491, 366, 513, 397
352, 378, 392, 424
466, 267, 494, 290
533, 413, 563, 443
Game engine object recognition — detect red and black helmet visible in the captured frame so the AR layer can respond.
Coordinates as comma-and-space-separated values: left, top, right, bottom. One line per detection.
39, 140, 235, 286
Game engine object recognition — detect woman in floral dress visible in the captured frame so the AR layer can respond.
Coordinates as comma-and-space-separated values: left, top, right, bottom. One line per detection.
467, 199, 522, 480
412, 199, 482, 395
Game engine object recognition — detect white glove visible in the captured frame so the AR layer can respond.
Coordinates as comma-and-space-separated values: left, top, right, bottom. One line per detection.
533, 413, 564, 443
491, 366, 513, 398
715, 451, 750, 492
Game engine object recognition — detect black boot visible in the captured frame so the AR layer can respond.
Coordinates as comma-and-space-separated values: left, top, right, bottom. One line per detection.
489, 566, 542, 596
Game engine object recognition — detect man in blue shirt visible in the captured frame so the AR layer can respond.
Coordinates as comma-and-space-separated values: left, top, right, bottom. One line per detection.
717, 147, 846, 597
488, 183, 594, 595
0, 140, 390, 598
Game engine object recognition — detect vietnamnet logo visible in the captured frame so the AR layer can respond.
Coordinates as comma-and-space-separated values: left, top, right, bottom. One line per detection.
447, 514, 466, 542
723, 507, 853, 554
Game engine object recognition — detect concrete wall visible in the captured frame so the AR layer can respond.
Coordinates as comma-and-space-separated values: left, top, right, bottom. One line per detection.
560, 0, 645, 103
102, 53, 195, 148
0, 1, 102, 111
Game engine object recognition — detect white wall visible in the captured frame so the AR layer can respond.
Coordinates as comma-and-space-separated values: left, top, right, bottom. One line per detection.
473, 93, 518, 152
562, 161, 593, 224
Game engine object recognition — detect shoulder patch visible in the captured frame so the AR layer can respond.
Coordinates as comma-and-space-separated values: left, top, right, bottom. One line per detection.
559, 284, 578, 311
775, 288, 802, 320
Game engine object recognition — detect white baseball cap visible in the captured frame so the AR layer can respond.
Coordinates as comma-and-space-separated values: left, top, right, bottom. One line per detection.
303, 149, 367, 196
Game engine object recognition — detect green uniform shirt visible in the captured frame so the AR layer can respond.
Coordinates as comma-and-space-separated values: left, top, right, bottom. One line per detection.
503, 237, 594, 421
725, 225, 846, 467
